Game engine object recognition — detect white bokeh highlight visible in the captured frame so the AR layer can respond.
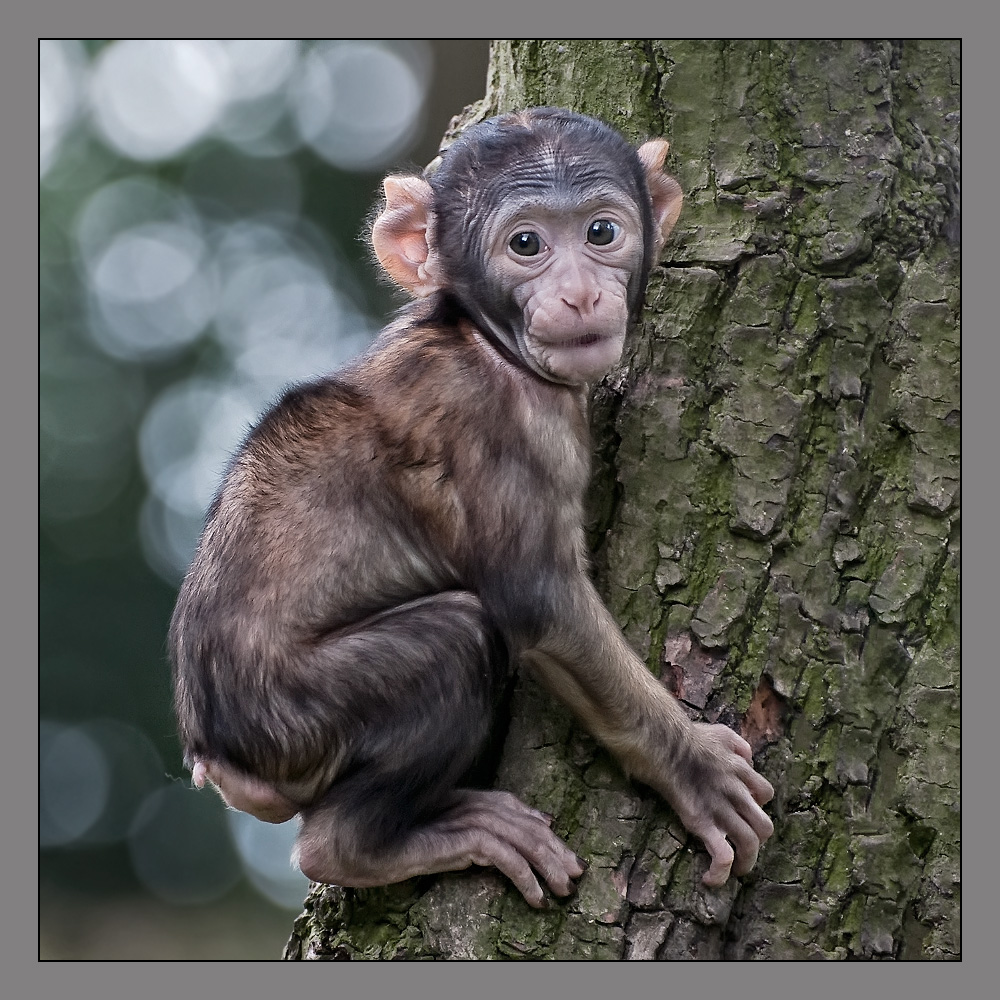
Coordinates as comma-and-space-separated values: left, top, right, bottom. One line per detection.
75, 177, 214, 361
40, 721, 111, 847
40, 40, 87, 177
90, 40, 232, 161
290, 40, 431, 171
41, 39, 436, 913
227, 812, 310, 910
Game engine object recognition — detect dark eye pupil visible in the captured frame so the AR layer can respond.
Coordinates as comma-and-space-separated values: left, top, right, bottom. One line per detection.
588, 220, 616, 245
510, 232, 541, 256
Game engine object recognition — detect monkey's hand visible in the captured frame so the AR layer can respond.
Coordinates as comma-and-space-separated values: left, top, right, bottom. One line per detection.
657, 723, 775, 887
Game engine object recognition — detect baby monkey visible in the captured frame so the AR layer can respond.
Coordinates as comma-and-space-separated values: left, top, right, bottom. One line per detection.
170, 108, 774, 908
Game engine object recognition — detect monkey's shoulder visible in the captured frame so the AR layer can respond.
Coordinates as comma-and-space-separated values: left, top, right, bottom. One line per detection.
243, 313, 496, 436
367, 315, 495, 388
223, 376, 366, 481
217, 305, 589, 519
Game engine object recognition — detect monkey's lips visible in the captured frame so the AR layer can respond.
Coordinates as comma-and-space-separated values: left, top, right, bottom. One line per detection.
555, 332, 607, 348
535, 328, 615, 349
530, 329, 625, 382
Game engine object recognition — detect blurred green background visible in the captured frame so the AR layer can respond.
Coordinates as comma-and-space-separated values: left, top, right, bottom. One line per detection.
40, 39, 491, 959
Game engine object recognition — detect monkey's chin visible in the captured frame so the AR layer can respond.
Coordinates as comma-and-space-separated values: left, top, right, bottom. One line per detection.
533, 332, 624, 383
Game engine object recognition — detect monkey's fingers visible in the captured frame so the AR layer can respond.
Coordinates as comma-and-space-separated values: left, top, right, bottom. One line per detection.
699, 828, 736, 888
749, 772, 775, 806
470, 821, 583, 907
699, 786, 773, 885
740, 762, 776, 807
513, 823, 587, 898
713, 725, 755, 764
734, 789, 775, 846
718, 807, 764, 878
704, 725, 775, 803
727, 754, 776, 809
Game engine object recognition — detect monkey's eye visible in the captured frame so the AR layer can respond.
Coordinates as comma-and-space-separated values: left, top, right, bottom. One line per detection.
509, 232, 543, 256
587, 220, 619, 246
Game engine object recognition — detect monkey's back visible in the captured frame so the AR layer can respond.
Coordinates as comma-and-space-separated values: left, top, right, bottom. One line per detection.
169, 307, 585, 774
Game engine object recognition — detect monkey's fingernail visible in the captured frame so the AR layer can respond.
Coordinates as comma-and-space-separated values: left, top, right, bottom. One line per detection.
575, 855, 589, 871
541, 811, 555, 823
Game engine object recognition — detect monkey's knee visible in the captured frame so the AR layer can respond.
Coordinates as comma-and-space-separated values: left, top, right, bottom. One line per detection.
192, 758, 300, 824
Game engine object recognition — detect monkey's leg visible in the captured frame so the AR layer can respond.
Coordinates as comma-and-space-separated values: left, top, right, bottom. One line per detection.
293, 591, 586, 909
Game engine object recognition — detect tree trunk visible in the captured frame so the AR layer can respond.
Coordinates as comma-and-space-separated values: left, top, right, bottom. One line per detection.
283, 39, 960, 961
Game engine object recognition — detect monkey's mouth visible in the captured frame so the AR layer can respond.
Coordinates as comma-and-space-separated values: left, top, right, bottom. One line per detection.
527, 328, 624, 382
567, 333, 605, 347
547, 332, 608, 349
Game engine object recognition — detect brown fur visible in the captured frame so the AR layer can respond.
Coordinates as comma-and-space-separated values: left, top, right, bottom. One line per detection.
170, 109, 773, 907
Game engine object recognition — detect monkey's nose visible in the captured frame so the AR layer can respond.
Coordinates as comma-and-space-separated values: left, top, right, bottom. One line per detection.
561, 288, 601, 317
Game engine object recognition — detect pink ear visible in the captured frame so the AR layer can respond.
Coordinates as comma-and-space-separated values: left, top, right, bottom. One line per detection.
636, 139, 684, 251
371, 175, 441, 296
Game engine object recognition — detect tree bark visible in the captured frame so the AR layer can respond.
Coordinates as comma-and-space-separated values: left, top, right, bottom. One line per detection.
284, 39, 960, 961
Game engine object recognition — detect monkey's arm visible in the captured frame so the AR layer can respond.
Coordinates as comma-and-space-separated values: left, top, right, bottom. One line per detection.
521, 576, 774, 887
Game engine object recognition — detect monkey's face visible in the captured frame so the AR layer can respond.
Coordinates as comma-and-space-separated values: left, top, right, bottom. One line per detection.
371, 109, 683, 387
483, 193, 645, 383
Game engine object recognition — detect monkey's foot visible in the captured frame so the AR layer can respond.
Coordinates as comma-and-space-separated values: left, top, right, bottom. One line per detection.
297, 788, 586, 909
432, 789, 587, 907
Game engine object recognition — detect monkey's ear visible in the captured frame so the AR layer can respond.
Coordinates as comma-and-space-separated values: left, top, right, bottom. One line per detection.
371, 175, 443, 297
636, 139, 684, 255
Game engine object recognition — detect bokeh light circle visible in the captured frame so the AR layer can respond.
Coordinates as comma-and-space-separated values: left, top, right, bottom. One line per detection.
40, 721, 111, 847
128, 784, 243, 905
90, 40, 231, 161
75, 176, 214, 360
289, 41, 430, 171
40, 40, 87, 177
226, 812, 309, 910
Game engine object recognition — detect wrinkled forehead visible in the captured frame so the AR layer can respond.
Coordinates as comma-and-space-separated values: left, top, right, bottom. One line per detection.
434, 134, 646, 262
466, 139, 643, 215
